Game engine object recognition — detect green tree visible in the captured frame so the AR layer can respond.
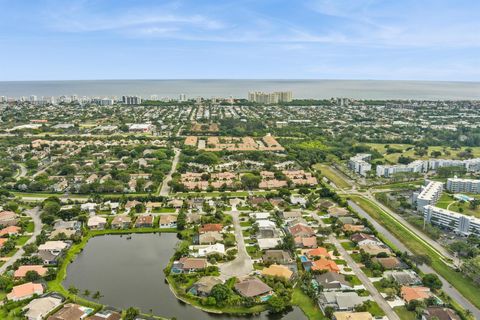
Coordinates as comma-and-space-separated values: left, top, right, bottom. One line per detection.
422, 273, 442, 290
124, 307, 140, 320
267, 295, 287, 313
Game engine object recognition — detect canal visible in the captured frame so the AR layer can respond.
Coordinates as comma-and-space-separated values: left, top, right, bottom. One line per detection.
64, 233, 307, 320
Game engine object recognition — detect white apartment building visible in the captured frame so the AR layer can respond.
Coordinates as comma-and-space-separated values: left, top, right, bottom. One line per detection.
348, 154, 371, 176
428, 158, 480, 172
424, 205, 480, 236
248, 91, 293, 104
415, 181, 444, 211
376, 160, 427, 177
446, 177, 480, 193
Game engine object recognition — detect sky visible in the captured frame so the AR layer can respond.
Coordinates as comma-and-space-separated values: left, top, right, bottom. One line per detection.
1, 0, 480, 81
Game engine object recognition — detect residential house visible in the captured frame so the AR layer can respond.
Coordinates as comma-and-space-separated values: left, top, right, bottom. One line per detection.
87, 216, 107, 230
173, 257, 207, 273
328, 207, 350, 217
47, 303, 91, 320
199, 224, 223, 234
135, 214, 154, 228
0, 225, 21, 237
350, 233, 381, 246
359, 243, 391, 256
261, 264, 293, 280
111, 215, 131, 229
124, 200, 142, 213
342, 224, 365, 233
384, 271, 421, 286
7, 282, 44, 301
401, 286, 432, 303
311, 258, 340, 273
14, 265, 48, 279
295, 236, 317, 249
289, 223, 315, 237
333, 312, 373, 320
262, 250, 293, 265
319, 291, 366, 311
23, 296, 63, 320
234, 277, 273, 298
189, 276, 223, 297
198, 231, 223, 245
0, 210, 18, 226
159, 215, 177, 228
305, 247, 330, 259
258, 238, 282, 250
422, 307, 460, 320
281, 211, 303, 220
373, 257, 405, 270
191, 243, 226, 257
315, 272, 353, 291
87, 310, 122, 320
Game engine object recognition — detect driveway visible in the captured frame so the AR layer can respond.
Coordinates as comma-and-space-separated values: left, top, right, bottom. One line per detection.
0, 206, 43, 274
219, 206, 253, 280
159, 148, 181, 196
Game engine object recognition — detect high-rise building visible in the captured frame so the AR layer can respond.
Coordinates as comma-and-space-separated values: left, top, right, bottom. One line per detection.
0, 96, 6, 103
247, 91, 293, 104
424, 205, 480, 236
179, 93, 187, 102
29, 95, 37, 102
122, 96, 142, 105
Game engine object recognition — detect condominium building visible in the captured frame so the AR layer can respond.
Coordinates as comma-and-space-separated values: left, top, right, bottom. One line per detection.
446, 177, 480, 193
376, 160, 427, 177
122, 96, 142, 105
423, 205, 480, 236
248, 91, 293, 104
415, 181, 444, 211
348, 154, 371, 176
428, 158, 480, 172
377, 157, 480, 177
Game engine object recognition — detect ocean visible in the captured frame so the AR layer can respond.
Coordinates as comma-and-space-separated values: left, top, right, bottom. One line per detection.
1, 79, 480, 100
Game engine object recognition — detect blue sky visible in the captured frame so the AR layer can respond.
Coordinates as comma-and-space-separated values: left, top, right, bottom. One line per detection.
1, 0, 480, 81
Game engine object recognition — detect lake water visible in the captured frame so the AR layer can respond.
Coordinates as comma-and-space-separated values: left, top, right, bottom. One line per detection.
2, 79, 480, 100
63, 233, 307, 320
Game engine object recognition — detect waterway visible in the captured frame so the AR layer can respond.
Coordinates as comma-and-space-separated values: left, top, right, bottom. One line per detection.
63, 233, 307, 320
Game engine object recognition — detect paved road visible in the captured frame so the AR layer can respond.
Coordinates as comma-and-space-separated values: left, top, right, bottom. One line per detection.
330, 234, 400, 320
309, 210, 399, 320
219, 207, 253, 280
362, 191, 455, 263
14, 164, 27, 180
349, 201, 480, 319
0, 207, 43, 274
159, 148, 181, 196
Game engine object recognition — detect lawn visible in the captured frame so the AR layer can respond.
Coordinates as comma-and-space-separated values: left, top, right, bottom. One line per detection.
366, 301, 385, 317
291, 287, 327, 320
341, 241, 356, 250
436, 193, 480, 218
313, 163, 351, 189
348, 195, 480, 310
394, 306, 416, 320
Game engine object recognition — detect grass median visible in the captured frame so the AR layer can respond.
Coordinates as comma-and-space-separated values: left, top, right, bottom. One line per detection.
313, 164, 351, 189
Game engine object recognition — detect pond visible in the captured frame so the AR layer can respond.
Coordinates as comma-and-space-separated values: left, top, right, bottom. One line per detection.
64, 233, 308, 320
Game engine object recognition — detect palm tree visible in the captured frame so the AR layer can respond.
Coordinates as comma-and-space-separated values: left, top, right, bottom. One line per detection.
83, 289, 91, 297
93, 291, 103, 300
68, 285, 78, 295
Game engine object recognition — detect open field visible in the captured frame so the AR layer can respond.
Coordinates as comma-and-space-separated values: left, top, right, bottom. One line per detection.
313, 163, 351, 189
365, 143, 480, 163
348, 195, 480, 310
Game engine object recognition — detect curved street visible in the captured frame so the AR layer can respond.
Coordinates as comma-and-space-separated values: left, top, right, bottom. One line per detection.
0, 206, 43, 274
